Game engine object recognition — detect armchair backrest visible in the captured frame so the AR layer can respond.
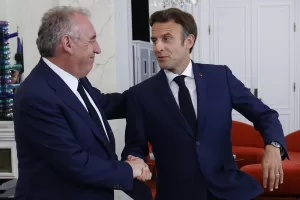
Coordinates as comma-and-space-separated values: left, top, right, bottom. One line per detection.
285, 130, 300, 152
231, 121, 264, 148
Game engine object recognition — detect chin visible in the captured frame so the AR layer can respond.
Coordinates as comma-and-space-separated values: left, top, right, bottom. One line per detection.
159, 64, 172, 70
79, 69, 92, 78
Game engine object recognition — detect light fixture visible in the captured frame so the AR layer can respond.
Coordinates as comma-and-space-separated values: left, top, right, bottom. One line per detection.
149, 0, 199, 8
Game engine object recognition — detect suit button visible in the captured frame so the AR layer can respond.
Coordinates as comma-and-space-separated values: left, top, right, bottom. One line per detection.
196, 141, 200, 146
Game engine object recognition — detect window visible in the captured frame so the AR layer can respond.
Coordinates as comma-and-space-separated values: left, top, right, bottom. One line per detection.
0, 149, 12, 173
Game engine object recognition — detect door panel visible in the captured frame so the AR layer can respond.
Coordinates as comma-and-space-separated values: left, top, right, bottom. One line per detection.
210, 0, 296, 133
252, 0, 295, 134
211, 0, 251, 123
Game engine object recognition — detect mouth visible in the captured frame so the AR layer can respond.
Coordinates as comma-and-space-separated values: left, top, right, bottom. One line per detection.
157, 56, 168, 61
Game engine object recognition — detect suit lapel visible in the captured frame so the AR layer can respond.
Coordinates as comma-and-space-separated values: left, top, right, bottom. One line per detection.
38, 59, 114, 157
192, 61, 207, 138
153, 70, 195, 138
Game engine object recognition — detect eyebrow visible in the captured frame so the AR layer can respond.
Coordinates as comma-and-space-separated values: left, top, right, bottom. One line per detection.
151, 33, 173, 40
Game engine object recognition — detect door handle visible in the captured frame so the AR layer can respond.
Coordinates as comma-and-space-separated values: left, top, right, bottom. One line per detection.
253, 88, 262, 101
254, 88, 258, 97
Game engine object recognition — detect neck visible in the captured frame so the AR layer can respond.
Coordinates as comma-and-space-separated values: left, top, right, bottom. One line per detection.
46, 57, 77, 77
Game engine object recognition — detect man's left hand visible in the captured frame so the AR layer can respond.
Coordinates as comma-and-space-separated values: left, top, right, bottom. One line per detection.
261, 145, 283, 191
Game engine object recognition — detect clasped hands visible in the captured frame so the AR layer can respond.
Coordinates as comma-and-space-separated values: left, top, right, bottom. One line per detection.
126, 155, 152, 182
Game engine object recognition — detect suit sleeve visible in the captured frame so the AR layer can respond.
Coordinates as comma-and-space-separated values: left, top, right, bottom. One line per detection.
82, 77, 127, 120
19, 96, 134, 190
121, 88, 149, 162
120, 88, 152, 200
91, 88, 128, 120
224, 65, 288, 159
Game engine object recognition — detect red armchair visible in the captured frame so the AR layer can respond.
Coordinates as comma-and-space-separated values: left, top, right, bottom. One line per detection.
231, 121, 265, 168
145, 142, 156, 199
241, 130, 300, 199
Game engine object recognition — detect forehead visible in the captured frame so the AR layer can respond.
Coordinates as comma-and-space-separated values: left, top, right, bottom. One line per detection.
73, 13, 96, 38
151, 21, 183, 37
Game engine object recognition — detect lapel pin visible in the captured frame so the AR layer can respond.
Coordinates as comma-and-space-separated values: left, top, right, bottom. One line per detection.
199, 73, 203, 77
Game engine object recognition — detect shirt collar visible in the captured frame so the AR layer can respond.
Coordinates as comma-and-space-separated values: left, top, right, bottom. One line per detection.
164, 60, 194, 84
42, 57, 79, 94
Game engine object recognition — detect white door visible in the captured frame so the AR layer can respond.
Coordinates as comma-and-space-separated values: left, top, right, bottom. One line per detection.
252, 0, 296, 135
210, 0, 296, 134
210, 0, 252, 124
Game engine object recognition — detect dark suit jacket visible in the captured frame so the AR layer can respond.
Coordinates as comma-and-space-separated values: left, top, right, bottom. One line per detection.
122, 62, 288, 200
13, 58, 151, 200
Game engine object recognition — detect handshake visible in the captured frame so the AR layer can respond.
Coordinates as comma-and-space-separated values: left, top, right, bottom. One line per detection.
125, 155, 152, 182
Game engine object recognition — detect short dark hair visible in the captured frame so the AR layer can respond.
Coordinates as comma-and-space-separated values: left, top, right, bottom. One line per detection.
149, 8, 197, 53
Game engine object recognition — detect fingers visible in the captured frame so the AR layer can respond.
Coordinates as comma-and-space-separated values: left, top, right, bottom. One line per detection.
142, 166, 150, 181
279, 167, 284, 184
137, 165, 152, 182
262, 163, 283, 191
262, 164, 268, 189
127, 155, 137, 161
126, 159, 144, 178
262, 146, 284, 191
274, 165, 284, 190
268, 168, 276, 191
141, 167, 151, 182
274, 172, 280, 190
126, 157, 152, 181
145, 164, 152, 180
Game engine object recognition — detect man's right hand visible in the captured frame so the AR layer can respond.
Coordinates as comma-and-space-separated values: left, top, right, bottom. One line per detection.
125, 155, 152, 181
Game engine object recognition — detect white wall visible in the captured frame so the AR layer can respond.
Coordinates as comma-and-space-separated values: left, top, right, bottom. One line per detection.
0, 0, 58, 77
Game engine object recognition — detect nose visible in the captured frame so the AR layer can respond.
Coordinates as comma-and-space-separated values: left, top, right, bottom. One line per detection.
94, 41, 101, 54
153, 40, 164, 53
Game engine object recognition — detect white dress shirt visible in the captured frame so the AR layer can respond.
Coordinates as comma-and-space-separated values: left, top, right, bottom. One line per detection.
164, 60, 197, 117
42, 57, 109, 141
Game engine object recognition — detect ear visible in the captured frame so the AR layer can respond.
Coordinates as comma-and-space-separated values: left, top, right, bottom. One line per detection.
61, 35, 74, 55
184, 34, 195, 51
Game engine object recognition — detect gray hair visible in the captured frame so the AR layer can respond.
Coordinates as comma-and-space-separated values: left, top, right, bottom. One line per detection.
36, 6, 90, 57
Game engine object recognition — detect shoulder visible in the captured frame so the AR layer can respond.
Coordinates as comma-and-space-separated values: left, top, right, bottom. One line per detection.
15, 73, 56, 111
193, 62, 233, 78
194, 62, 228, 71
129, 74, 158, 93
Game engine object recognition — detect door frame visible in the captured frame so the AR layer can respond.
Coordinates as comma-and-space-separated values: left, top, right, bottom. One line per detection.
295, 0, 300, 131
115, 0, 134, 91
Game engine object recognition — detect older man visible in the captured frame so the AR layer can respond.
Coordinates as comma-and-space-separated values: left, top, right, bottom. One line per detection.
13, 6, 151, 200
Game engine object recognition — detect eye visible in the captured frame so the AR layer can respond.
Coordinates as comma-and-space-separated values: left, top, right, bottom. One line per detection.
163, 36, 171, 42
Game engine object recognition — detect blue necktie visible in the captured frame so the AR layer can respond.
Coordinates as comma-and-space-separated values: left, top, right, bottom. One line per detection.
174, 75, 197, 135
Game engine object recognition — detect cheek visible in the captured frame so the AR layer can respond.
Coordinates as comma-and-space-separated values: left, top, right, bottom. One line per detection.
88, 44, 94, 52
168, 46, 180, 56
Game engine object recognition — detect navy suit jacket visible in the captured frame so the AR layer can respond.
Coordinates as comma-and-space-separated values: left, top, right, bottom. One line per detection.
13, 58, 151, 200
122, 62, 287, 200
